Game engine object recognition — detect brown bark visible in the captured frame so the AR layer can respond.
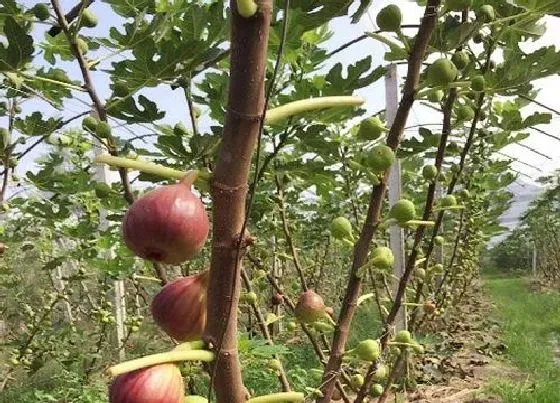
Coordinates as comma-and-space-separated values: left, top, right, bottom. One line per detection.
204, 2, 272, 402
317, 2, 442, 402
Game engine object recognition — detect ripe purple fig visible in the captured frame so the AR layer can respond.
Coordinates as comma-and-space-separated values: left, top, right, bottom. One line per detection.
271, 292, 284, 306
109, 364, 184, 403
294, 290, 327, 323
151, 272, 208, 341
122, 177, 209, 264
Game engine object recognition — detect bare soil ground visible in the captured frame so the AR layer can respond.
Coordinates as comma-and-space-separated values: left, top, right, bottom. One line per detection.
384, 282, 523, 403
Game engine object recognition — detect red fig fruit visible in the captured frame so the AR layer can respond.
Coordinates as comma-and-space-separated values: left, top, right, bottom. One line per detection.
271, 292, 284, 306
151, 271, 208, 341
122, 177, 209, 264
294, 290, 327, 323
109, 364, 184, 403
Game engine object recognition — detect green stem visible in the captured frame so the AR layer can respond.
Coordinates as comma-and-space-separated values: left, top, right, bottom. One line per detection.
107, 350, 215, 377
132, 274, 163, 283
367, 32, 403, 50
247, 392, 305, 403
265, 96, 364, 124
19, 72, 86, 92
95, 154, 198, 182
236, 0, 258, 17
173, 340, 206, 351
404, 220, 435, 227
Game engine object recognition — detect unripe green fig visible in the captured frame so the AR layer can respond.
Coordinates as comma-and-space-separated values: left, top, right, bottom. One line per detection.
422, 164, 438, 181
365, 145, 395, 173
471, 75, 485, 92
458, 189, 470, 199
440, 194, 457, 207
427, 59, 457, 86
427, 89, 445, 103
371, 246, 394, 271
174, 122, 189, 136
113, 82, 129, 98
241, 291, 257, 305
77, 38, 88, 54
447, 142, 460, 153
389, 199, 416, 224
313, 321, 334, 333
445, 0, 473, 11
376, 4, 402, 32
476, 5, 495, 22
31, 4, 50, 21
373, 364, 388, 381
355, 339, 380, 361
330, 217, 353, 241
267, 358, 283, 372
57, 134, 72, 146
357, 116, 385, 141
412, 342, 425, 354
434, 236, 444, 246
81, 9, 98, 27
286, 321, 297, 331
433, 263, 444, 273
256, 269, 266, 278
394, 330, 412, 344
451, 51, 469, 70
96, 121, 112, 138
455, 105, 475, 121
415, 268, 426, 279
350, 374, 364, 389
82, 116, 99, 132
370, 383, 384, 397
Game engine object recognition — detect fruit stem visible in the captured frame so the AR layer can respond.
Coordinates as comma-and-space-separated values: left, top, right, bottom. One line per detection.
247, 392, 305, 403
236, 0, 258, 17
265, 96, 364, 124
404, 219, 435, 226
106, 349, 215, 377
132, 274, 163, 283
403, 302, 423, 307
95, 154, 200, 183
173, 340, 206, 351
367, 32, 403, 50
20, 72, 87, 92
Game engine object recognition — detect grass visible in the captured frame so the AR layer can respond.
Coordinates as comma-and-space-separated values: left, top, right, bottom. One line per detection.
484, 275, 560, 403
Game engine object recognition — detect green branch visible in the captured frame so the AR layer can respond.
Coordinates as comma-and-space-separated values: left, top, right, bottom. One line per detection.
265, 96, 364, 124
107, 350, 215, 377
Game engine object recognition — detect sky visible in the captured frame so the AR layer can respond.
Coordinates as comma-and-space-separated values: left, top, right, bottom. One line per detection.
5, 0, 560, 231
